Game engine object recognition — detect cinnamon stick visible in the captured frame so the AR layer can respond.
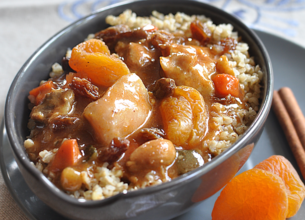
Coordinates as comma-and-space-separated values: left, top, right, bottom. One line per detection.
278, 87, 305, 151
272, 90, 305, 180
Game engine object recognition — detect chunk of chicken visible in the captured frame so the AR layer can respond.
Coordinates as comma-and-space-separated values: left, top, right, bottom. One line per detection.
160, 86, 208, 149
160, 44, 216, 97
83, 74, 152, 145
115, 42, 160, 86
116, 42, 156, 69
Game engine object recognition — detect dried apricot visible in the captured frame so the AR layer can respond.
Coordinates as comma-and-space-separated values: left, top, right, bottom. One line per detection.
254, 155, 305, 218
212, 169, 288, 220
174, 86, 207, 147
161, 95, 193, 146
74, 38, 110, 55
160, 86, 207, 149
69, 39, 130, 87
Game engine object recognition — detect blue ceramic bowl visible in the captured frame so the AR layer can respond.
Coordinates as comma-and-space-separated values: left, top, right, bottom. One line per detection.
5, 0, 273, 219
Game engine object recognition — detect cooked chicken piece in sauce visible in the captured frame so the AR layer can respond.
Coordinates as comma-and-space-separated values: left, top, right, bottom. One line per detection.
83, 73, 152, 145
116, 42, 158, 69
160, 44, 216, 97
115, 41, 161, 86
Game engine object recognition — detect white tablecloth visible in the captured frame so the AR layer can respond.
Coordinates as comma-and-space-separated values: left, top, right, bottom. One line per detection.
1, 0, 305, 219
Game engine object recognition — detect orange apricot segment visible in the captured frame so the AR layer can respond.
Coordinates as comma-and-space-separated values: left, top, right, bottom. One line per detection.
160, 86, 207, 149
212, 169, 288, 220
69, 39, 130, 87
254, 155, 305, 218
160, 95, 193, 146
73, 38, 110, 56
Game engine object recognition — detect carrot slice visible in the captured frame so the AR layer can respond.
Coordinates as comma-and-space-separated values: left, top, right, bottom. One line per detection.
48, 139, 82, 173
212, 74, 239, 98
29, 81, 55, 105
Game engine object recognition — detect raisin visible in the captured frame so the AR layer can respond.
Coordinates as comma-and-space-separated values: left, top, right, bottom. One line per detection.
71, 77, 100, 100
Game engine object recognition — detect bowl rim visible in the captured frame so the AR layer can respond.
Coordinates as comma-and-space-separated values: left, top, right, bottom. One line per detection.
5, 0, 273, 207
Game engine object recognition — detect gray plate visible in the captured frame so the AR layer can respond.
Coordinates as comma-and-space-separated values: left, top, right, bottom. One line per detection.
1, 30, 305, 220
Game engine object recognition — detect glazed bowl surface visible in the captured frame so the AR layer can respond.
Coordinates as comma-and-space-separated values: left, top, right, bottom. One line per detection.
5, 0, 273, 219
